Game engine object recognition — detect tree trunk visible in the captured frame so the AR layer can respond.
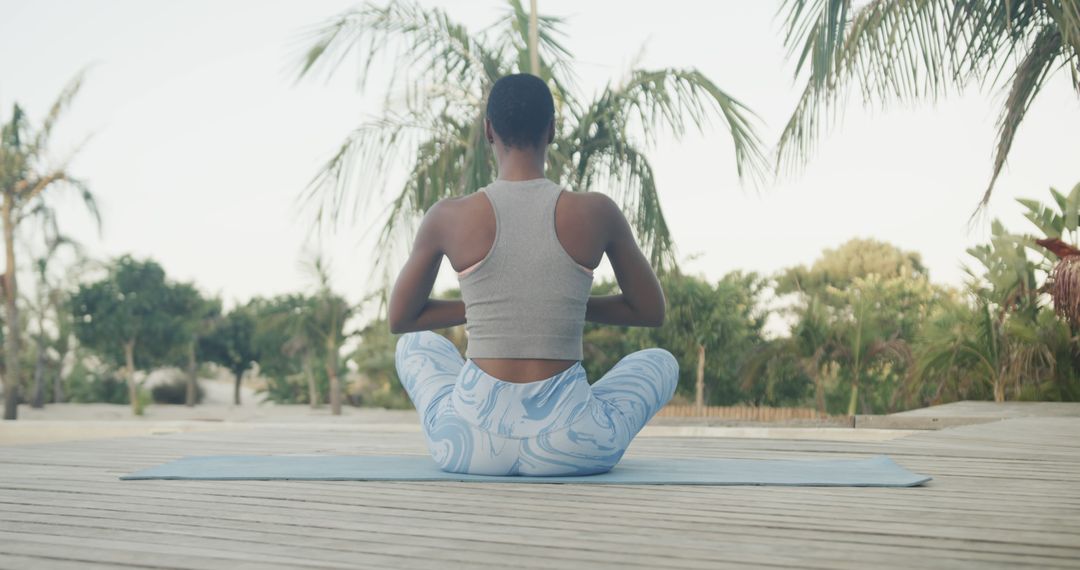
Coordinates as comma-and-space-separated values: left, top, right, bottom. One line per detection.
847, 380, 859, 416
860, 391, 872, 416
813, 374, 825, 415
233, 370, 243, 406
184, 342, 197, 407
3, 196, 21, 420
993, 378, 1005, 403
306, 358, 319, 409
327, 336, 341, 416
52, 343, 68, 404
52, 361, 64, 404
327, 362, 341, 415
695, 343, 705, 411
30, 335, 46, 408
123, 340, 138, 415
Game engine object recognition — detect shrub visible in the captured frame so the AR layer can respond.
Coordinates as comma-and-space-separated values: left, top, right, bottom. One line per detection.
65, 368, 129, 404
150, 378, 205, 405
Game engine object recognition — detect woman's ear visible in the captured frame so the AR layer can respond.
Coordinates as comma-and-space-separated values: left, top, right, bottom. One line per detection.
485, 119, 495, 144
546, 118, 555, 144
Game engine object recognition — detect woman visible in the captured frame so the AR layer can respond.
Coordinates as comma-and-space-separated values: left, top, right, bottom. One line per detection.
390, 73, 678, 476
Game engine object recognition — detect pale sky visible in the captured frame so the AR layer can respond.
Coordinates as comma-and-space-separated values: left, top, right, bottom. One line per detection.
2, 0, 1079, 318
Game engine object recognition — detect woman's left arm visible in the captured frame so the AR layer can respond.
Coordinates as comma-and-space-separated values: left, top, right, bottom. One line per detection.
388, 201, 466, 334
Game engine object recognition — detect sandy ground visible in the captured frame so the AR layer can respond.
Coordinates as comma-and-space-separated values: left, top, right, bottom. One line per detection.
11, 381, 1068, 447
1, 377, 920, 445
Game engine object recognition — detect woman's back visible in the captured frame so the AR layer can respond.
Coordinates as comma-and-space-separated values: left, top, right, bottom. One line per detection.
417, 178, 621, 381
455, 179, 595, 373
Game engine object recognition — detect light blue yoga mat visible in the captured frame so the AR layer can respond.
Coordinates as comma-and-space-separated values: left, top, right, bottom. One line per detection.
120, 454, 930, 487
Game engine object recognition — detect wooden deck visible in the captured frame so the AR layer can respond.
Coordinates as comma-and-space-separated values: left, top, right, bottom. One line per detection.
1, 406, 1079, 569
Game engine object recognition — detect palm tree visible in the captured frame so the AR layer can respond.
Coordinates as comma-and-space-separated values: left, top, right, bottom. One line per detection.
911, 295, 1051, 403
309, 261, 353, 416
820, 275, 916, 415
912, 219, 1049, 403
660, 274, 725, 410
776, 0, 1080, 207
0, 73, 100, 419
283, 256, 354, 414
295, 0, 767, 272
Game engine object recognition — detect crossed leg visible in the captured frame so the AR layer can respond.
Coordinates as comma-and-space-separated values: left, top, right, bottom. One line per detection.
589, 348, 680, 439
394, 331, 463, 427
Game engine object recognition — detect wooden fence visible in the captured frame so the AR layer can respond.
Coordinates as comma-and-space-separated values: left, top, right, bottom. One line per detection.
656, 404, 839, 422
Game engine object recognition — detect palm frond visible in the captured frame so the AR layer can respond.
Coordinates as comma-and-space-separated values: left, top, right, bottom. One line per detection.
35, 69, 87, 155
980, 26, 1063, 208
601, 69, 769, 184
777, 0, 953, 173
295, 0, 488, 91
298, 112, 431, 229
776, 0, 1078, 205
296, 1, 767, 285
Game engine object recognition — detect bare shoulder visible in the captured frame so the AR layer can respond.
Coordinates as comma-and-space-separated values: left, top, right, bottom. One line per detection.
427, 192, 496, 269
561, 191, 626, 239
560, 190, 621, 221
439, 192, 494, 218
422, 193, 487, 226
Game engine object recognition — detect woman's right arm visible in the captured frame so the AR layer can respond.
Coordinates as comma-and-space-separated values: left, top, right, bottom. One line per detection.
584, 195, 666, 327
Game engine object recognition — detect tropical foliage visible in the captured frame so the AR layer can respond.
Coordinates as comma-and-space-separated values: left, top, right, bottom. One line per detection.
294, 0, 767, 271
776, 0, 1080, 207
1, 182, 1076, 418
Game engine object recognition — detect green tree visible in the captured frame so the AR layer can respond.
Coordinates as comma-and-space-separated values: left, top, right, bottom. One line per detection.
644, 272, 767, 407
201, 307, 258, 405
69, 257, 188, 415
776, 238, 927, 297
0, 73, 100, 419
769, 239, 945, 414
776, 0, 1080, 206
295, 0, 767, 271
742, 296, 832, 413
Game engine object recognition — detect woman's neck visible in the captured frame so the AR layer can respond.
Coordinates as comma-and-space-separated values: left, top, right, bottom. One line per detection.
495, 148, 546, 182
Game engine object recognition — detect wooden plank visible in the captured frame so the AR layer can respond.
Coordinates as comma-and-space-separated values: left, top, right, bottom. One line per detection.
4, 476, 1078, 538
1, 415, 1078, 569
3, 487, 1077, 565
0, 499, 1068, 570
0, 553, 127, 570
854, 415, 999, 430
3, 481, 1078, 565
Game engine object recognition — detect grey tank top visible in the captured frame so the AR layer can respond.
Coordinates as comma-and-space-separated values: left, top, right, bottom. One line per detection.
457, 178, 594, 360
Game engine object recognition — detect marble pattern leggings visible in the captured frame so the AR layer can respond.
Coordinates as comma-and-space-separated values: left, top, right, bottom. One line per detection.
395, 331, 679, 476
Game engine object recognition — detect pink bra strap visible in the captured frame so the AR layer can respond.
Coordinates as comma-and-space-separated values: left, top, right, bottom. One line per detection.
457, 260, 593, 278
